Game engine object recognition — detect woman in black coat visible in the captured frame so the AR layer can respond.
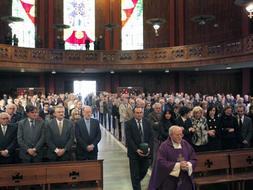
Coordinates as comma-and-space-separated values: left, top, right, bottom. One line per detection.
158, 109, 175, 142
206, 105, 221, 151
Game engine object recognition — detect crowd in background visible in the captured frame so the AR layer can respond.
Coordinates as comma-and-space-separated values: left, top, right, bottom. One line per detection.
0, 91, 253, 164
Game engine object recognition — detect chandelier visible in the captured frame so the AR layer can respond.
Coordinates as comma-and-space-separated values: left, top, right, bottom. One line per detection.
235, 0, 253, 18
146, 18, 166, 37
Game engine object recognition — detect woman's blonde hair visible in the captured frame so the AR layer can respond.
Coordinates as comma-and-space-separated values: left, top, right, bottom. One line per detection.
192, 106, 203, 117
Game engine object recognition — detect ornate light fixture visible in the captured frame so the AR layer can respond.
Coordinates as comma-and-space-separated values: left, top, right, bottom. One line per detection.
0, 16, 24, 23
146, 18, 166, 37
53, 24, 70, 31
235, 0, 253, 18
191, 15, 215, 25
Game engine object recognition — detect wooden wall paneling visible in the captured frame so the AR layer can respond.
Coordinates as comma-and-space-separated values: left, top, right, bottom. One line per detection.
143, 0, 169, 48
184, 0, 242, 45
183, 70, 242, 95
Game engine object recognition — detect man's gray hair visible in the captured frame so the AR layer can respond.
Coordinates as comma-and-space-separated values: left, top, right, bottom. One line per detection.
169, 125, 182, 136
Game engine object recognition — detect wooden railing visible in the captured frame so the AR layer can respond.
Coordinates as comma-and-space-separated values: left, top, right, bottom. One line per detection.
1, 35, 253, 71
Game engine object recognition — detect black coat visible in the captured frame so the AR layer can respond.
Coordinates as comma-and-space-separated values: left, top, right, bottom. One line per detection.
125, 118, 153, 159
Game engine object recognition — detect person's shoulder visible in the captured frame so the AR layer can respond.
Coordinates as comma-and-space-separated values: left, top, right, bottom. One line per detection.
182, 139, 194, 149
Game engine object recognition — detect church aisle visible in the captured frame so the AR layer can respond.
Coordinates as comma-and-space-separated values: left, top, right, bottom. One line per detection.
98, 127, 150, 190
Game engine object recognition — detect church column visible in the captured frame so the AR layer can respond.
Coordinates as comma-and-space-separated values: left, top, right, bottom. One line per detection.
178, 72, 185, 92
48, 75, 55, 94
169, 0, 175, 47
39, 73, 45, 89
177, 0, 185, 45
48, 0, 54, 48
104, 0, 111, 50
112, 0, 121, 50
36, 0, 46, 48
242, 68, 250, 95
104, 74, 112, 92
242, 10, 249, 37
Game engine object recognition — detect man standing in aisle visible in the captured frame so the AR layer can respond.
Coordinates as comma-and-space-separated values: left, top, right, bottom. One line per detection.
125, 107, 153, 190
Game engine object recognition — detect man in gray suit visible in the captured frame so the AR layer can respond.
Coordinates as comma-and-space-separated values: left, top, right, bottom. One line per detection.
17, 105, 45, 163
75, 105, 101, 160
237, 104, 253, 148
46, 105, 74, 161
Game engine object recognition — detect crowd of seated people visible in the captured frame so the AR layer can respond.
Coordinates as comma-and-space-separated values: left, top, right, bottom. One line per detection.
0, 91, 253, 165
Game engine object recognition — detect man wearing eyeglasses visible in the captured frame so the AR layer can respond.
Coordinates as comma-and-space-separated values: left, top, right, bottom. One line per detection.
0, 112, 17, 164
17, 105, 45, 163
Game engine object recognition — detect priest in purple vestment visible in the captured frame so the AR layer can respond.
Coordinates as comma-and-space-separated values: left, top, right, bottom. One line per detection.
148, 125, 197, 190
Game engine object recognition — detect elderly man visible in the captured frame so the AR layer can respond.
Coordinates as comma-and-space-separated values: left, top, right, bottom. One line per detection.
0, 112, 17, 164
148, 126, 196, 190
75, 105, 101, 160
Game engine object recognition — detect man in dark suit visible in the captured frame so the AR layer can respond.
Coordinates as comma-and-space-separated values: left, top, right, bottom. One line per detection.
75, 105, 101, 160
125, 107, 153, 190
236, 104, 253, 148
46, 105, 74, 161
0, 112, 17, 164
17, 105, 45, 163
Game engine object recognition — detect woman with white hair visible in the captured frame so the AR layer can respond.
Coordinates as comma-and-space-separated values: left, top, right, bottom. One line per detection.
191, 106, 209, 152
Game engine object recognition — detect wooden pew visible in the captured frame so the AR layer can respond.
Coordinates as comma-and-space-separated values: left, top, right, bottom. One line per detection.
0, 163, 46, 189
46, 160, 103, 190
230, 149, 253, 190
0, 160, 103, 190
194, 152, 239, 190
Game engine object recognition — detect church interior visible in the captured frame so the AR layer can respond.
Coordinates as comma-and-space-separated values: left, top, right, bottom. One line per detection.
0, 0, 253, 190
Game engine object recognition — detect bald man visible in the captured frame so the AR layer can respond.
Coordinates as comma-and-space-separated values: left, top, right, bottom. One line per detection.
148, 126, 197, 190
75, 106, 101, 160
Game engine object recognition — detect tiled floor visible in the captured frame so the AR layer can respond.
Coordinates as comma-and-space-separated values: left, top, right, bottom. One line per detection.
98, 127, 150, 190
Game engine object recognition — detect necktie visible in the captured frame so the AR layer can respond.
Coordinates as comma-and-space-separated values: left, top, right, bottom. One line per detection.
85, 120, 90, 135
2, 125, 6, 136
58, 121, 63, 135
239, 116, 243, 128
30, 120, 35, 128
138, 120, 143, 141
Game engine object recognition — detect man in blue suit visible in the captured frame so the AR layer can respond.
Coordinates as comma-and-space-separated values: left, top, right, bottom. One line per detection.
75, 105, 101, 160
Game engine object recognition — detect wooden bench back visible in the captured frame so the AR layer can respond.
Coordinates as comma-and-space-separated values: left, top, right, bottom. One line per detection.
194, 152, 229, 173
229, 150, 253, 169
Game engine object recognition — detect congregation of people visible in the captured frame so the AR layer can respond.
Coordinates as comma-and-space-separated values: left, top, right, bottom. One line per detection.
1, 91, 253, 190
0, 93, 101, 164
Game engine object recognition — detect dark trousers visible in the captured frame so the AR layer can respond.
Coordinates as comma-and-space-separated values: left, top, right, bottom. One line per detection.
129, 157, 149, 190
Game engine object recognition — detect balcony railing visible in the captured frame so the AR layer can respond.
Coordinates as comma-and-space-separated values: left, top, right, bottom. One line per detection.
0, 35, 253, 71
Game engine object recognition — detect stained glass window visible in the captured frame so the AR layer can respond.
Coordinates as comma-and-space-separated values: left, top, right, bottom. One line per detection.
11, 0, 35, 48
121, 0, 143, 50
64, 0, 95, 50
